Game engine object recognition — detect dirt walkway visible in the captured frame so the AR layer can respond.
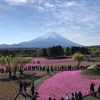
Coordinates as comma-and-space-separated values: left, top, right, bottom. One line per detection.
83, 94, 100, 100
15, 71, 58, 100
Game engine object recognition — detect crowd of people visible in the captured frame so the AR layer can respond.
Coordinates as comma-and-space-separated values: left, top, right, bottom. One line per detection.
45, 65, 89, 74
19, 81, 39, 100
48, 91, 83, 100
24, 65, 89, 72
19, 81, 27, 94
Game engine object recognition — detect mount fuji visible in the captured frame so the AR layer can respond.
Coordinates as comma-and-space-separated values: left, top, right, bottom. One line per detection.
0, 32, 82, 48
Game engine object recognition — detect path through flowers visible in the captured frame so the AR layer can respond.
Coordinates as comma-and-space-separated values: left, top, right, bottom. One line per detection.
37, 70, 100, 100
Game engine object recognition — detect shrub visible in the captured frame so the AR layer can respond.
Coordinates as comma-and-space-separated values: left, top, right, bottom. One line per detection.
83, 65, 100, 76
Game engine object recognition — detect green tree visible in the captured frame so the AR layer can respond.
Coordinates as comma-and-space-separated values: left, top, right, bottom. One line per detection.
0, 56, 6, 73
93, 50, 100, 57
0, 55, 12, 77
0, 56, 32, 77
47, 45, 64, 57
17, 57, 31, 75
56, 45, 64, 56
5, 55, 12, 77
73, 53, 84, 66
65, 47, 70, 56
48, 47, 52, 57
42, 48, 48, 57
11, 57, 20, 77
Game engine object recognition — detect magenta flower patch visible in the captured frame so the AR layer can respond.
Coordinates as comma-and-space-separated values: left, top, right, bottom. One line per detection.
37, 70, 100, 100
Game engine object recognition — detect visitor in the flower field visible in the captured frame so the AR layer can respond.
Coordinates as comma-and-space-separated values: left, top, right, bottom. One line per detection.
48, 97, 52, 100
90, 82, 95, 95
98, 86, 100, 96
31, 82, 35, 97
32, 92, 39, 100
78, 91, 83, 100
61, 66, 64, 70
51, 66, 54, 72
19, 82, 23, 93
75, 92, 78, 100
60, 98, 64, 100
23, 81, 27, 94
47, 67, 50, 74
71, 92, 75, 100
65, 93, 70, 100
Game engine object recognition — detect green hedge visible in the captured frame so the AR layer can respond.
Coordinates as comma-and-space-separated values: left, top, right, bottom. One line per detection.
83, 69, 100, 76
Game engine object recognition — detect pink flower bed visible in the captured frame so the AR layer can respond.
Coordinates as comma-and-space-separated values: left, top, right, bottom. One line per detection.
37, 70, 100, 100
24, 58, 74, 68
31, 58, 74, 64
40, 58, 74, 63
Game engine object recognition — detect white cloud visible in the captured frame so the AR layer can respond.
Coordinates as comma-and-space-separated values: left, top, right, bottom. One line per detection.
55, 1, 78, 8
51, 1, 100, 31
26, 0, 100, 35
44, 2, 54, 8
26, 0, 51, 4
37, 6, 44, 11
5, 0, 28, 5
65, 1, 78, 7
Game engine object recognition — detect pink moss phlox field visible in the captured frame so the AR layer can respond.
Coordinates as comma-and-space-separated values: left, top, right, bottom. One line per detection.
31, 58, 74, 64
24, 58, 74, 68
37, 70, 100, 100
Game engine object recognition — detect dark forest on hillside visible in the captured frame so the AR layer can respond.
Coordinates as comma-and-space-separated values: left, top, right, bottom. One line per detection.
0, 45, 92, 57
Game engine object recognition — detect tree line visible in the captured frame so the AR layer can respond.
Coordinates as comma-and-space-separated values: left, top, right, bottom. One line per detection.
0, 46, 90, 58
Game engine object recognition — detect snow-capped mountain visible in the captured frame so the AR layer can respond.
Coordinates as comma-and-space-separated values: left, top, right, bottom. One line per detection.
0, 32, 82, 48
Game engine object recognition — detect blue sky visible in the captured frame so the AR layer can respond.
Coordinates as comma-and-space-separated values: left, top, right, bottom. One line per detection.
0, 0, 100, 46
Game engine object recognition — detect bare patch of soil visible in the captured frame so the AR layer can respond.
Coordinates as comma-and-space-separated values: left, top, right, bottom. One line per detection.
0, 71, 46, 100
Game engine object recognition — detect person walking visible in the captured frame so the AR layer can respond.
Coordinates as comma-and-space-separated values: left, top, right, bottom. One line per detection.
31, 91, 39, 100
98, 86, 100, 96
48, 97, 52, 100
71, 93, 75, 100
19, 82, 23, 93
47, 67, 50, 74
51, 66, 54, 72
90, 83, 95, 95
78, 91, 83, 100
60, 98, 64, 100
65, 93, 70, 100
75, 92, 78, 100
23, 81, 27, 94
31, 82, 35, 97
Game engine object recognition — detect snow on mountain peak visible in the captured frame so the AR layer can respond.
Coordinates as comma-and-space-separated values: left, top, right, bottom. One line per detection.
42, 32, 59, 39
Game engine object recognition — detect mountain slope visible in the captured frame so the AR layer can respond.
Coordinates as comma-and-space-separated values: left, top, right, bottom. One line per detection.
19, 32, 81, 48
0, 32, 82, 48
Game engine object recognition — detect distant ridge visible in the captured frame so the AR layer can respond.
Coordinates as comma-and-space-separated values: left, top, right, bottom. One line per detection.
0, 32, 82, 48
